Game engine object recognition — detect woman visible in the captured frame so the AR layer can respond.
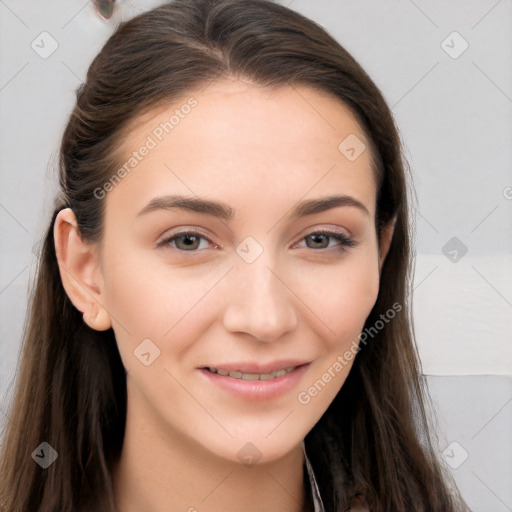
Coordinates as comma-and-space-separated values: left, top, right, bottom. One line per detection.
0, 1, 470, 511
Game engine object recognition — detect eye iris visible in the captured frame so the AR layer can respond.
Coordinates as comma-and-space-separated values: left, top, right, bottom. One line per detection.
176, 234, 200, 250
307, 233, 329, 249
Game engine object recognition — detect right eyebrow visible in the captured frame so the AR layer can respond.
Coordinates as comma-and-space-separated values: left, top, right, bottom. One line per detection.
136, 195, 235, 220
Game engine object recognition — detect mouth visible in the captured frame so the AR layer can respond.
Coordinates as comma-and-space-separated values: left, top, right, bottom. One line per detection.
201, 365, 301, 381
198, 362, 311, 401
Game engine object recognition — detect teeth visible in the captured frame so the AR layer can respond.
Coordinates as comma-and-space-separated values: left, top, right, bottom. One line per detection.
206, 366, 296, 380
241, 373, 260, 381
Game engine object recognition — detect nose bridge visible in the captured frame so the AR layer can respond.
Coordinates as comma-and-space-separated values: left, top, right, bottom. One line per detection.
222, 247, 298, 342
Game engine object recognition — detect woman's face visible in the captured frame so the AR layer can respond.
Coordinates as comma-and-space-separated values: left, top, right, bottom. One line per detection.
97, 79, 386, 463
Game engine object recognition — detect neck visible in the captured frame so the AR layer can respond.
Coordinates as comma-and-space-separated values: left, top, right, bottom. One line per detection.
112, 382, 308, 512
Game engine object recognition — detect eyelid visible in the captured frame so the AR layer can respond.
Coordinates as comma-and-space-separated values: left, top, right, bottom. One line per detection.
295, 224, 353, 242
156, 227, 215, 247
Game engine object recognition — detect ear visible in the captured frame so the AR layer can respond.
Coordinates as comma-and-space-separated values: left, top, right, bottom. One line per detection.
378, 216, 396, 273
53, 208, 112, 331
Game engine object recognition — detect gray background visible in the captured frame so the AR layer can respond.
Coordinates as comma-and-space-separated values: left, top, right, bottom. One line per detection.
1, 1, 511, 510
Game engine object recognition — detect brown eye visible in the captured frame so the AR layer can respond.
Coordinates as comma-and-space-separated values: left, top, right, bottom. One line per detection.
305, 233, 330, 249
174, 234, 202, 251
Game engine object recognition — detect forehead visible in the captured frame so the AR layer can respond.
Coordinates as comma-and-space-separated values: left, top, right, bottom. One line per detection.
108, 79, 377, 219
120, 78, 373, 158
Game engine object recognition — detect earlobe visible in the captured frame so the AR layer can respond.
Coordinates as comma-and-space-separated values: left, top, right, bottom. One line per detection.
83, 300, 112, 331
53, 208, 112, 331
378, 216, 396, 273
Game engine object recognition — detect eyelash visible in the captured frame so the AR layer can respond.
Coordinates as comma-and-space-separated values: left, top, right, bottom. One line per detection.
157, 229, 356, 253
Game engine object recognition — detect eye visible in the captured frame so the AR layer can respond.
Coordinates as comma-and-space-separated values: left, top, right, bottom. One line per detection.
157, 228, 356, 253
297, 229, 356, 251
157, 230, 214, 252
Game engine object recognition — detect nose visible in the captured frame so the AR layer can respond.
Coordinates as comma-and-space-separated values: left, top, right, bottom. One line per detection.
222, 255, 298, 343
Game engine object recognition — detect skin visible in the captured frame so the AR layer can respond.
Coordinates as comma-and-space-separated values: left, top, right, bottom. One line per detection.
54, 78, 395, 512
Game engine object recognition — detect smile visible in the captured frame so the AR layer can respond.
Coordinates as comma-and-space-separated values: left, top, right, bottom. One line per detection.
199, 363, 310, 401
203, 366, 297, 380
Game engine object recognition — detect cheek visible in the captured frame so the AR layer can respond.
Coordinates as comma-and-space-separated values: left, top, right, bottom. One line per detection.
100, 247, 224, 357
297, 252, 380, 345
293, 254, 379, 414
102, 253, 165, 333
337, 261, 380, 330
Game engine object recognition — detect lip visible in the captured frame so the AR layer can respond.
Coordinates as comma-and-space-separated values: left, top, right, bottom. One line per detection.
198, 363, 310, 402
198, 359, 310, 374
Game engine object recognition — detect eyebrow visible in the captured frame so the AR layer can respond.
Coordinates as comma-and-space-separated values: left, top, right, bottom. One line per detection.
136, 194, 370, 220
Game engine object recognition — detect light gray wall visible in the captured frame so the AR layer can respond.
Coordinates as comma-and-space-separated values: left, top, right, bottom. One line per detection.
1, 1, 511, 510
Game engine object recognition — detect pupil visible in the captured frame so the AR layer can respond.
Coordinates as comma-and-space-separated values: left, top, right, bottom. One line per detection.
180, 235, 198, 249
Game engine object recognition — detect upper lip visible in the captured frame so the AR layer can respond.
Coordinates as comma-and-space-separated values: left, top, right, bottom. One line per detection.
200, 360, 310, 374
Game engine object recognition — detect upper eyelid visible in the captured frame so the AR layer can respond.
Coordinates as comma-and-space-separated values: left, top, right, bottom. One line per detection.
158, 228, 213, 244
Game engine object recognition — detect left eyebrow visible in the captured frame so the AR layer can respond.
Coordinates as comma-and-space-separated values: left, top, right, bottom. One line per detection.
288, 194, 370, 219
135, 193, 370, 220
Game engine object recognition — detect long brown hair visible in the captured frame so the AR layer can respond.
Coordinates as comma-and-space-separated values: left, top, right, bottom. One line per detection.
0, 1, 469, 511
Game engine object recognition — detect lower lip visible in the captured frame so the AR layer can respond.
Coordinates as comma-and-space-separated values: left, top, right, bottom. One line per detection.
198, 364, 310, 402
